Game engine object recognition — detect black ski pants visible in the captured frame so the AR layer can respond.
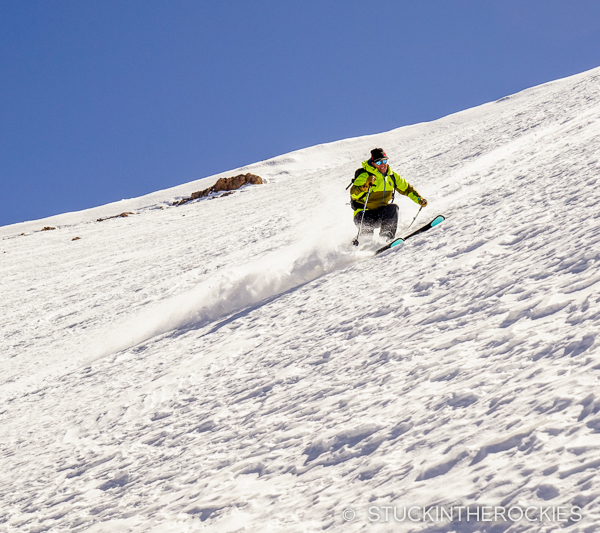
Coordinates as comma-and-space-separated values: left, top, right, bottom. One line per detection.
354, 203, 399, 239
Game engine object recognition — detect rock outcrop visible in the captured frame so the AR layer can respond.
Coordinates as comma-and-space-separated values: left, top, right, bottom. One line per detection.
174, 173, 263, 206
97, 212, 134, 222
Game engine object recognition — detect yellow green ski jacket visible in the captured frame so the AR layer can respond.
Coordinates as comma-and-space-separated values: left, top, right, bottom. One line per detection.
350, 160, 422, 216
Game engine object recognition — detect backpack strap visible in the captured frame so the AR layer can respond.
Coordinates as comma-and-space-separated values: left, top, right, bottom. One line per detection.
389, 171, 397, 203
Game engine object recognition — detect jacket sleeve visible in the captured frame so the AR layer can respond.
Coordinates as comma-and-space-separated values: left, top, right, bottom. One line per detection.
393, 171, 422, 204
350, 171, 370, 199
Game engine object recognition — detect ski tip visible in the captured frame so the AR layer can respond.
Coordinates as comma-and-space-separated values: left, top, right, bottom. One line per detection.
431, 215, 445, 227
374, 238, 404, 256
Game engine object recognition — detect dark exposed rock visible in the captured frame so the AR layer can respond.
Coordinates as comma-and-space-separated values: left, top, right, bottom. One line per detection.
174, 173, 263, 206
97, 212, 134, 222
41, 227, 56, 231
72, 237, 81, 241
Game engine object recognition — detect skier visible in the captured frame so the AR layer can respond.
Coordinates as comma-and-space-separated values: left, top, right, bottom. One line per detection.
350, 148, 427, 241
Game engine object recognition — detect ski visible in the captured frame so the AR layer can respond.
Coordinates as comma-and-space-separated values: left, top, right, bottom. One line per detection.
374, 215, 445, 255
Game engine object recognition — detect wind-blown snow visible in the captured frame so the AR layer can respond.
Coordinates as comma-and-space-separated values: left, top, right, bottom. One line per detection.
2, 66, 600, 532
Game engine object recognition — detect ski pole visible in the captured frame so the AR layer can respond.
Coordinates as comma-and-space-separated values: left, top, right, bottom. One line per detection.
352, 185, 373, 246
405, 205, 423, 232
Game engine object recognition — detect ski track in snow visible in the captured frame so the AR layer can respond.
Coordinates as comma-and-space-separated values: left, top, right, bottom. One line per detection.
2, 67, 600, 532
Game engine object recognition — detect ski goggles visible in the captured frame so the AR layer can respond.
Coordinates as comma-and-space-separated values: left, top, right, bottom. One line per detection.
374, 158, 388, 166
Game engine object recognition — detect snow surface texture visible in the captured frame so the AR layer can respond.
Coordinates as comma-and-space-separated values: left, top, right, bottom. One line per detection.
2, 66, 600, 532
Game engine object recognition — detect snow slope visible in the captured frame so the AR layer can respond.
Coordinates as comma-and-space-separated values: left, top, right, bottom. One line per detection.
2, 66, 600, 532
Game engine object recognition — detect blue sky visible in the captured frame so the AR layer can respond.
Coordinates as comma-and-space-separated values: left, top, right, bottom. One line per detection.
1, 0, 600, 227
